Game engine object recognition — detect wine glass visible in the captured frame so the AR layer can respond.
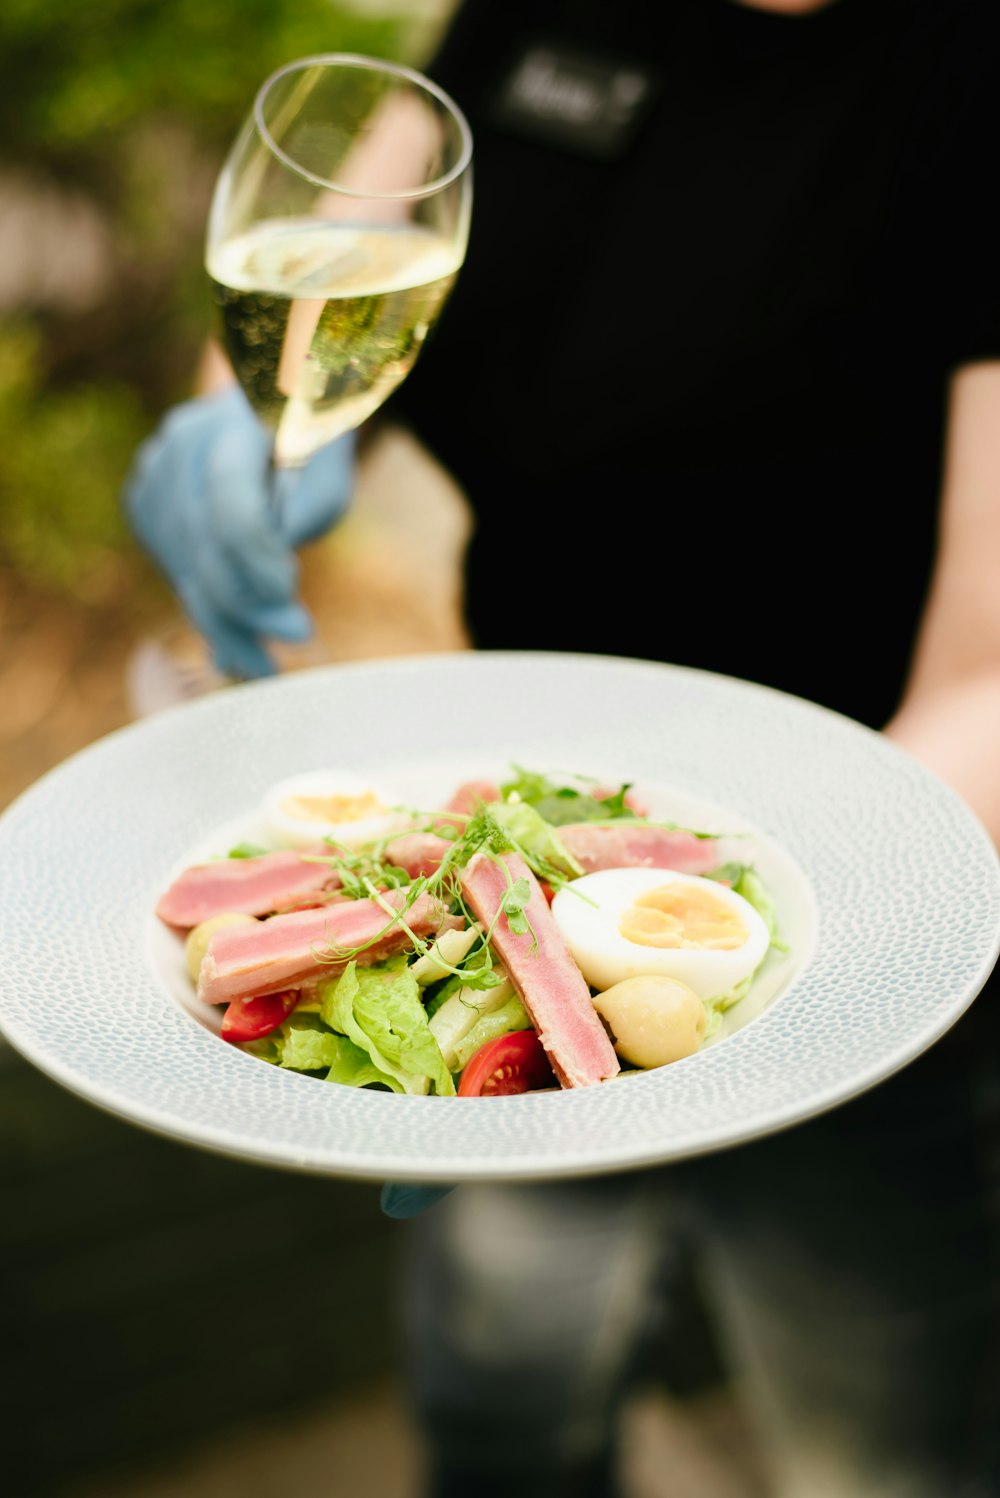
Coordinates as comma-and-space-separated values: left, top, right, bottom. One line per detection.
207, 51, 472, 469
128, 53, 472, 714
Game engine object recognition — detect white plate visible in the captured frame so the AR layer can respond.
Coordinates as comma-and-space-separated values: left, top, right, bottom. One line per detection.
1, 651, 997, 1183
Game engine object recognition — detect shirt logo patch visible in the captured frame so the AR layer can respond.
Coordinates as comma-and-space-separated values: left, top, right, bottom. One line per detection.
490, 43, 658, 160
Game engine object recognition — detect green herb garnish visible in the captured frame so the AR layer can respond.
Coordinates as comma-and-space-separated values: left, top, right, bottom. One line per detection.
227, 841, 270, 859
500, 764, 638, 827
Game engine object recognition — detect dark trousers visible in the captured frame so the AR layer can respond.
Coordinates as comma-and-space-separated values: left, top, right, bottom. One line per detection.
400, 993, 1000, 1498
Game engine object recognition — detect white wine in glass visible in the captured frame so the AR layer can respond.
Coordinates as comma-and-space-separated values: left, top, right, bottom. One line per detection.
206, 52, 473, 468
127, 53, 472, 715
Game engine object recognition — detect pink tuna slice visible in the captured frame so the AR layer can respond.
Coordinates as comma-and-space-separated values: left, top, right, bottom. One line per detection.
445, 779, 501, 816
197, 888, 448, 1005
384, 831, 454, 880
557, 823, 719, 876
156, 849, 339, 929
460, 851, 620, 1089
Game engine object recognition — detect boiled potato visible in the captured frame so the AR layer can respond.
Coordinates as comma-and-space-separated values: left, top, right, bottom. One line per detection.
185, 912, 257, 983
592, 975, 706, 1069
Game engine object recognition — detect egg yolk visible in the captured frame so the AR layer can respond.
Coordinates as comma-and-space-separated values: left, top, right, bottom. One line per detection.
619, 883, 747, 951
280, 790, 385, 825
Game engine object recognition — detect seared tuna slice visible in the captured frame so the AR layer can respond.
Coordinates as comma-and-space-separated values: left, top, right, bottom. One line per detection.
384, 832, 453, 880
444, 780, 501, 815
557, 823, 718, 876
157, 849, 338, 929
460, 851, 619, 1089
197, 889, 448, 1005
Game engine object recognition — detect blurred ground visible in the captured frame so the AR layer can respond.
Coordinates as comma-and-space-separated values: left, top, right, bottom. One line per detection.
2, 1036, 768, 1498
1, 429, 770, 1497
67, 1380, 768, 1498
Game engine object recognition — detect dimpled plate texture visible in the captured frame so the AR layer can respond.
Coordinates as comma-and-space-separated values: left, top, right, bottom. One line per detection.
1, 651, 997, 1184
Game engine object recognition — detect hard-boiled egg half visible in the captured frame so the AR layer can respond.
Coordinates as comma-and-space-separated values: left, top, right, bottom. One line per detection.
260, 769, 413, 851
550, 867, 771, 1002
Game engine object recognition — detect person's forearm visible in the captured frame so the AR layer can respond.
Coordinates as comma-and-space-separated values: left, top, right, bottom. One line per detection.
195, 338, 235, 396
884, 672, 1000, 844
879, 366, 1000, 846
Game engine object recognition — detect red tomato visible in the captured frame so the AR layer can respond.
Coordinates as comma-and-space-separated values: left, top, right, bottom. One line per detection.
458, 1029, 556, 1097
221, 989, 299, 1043
538, 880, 556, 905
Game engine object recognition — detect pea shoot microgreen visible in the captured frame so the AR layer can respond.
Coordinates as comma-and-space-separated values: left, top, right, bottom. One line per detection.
296, 767, 721, 975
306, 799, 578, 972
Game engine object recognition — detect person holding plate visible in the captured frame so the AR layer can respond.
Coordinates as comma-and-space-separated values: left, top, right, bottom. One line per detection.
123, 0, 1000, 1494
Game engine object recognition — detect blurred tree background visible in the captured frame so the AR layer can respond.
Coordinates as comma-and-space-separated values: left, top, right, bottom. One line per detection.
0, 0, 455, 805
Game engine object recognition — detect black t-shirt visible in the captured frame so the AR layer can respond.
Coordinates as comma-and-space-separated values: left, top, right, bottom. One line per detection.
392, 0, 1000, 728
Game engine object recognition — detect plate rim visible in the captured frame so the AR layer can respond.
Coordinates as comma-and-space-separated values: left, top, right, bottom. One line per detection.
1, 649, 997, 1183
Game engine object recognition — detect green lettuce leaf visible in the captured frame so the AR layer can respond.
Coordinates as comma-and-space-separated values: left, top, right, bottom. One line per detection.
429, 976, 518, 1071
499, 764, 638, 828
264, 1009, 403, 1090
242, 1011, 330, 1068
325, 1034, 404, 1092
279, 1023, 344, 1073
423, 933, 506, 1020
705, 973, 754, 1016
487, 800, 583, 877
452, 993, 533, 1072
320, 958, 455, 1096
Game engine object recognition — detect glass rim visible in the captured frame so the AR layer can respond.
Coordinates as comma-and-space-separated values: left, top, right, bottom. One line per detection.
252, 51, 473, 201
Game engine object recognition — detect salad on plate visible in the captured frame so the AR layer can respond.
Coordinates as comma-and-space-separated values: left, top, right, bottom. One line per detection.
155, 765, 787, 1097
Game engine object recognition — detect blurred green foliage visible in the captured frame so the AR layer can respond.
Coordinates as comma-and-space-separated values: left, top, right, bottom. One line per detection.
0, 0, 438, 161
0, 322, 143, 597
0, 0, 451, 601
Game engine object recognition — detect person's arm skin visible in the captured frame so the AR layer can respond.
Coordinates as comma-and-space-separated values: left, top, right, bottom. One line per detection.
194, 337, 234, 395
884, 361, 1000, 844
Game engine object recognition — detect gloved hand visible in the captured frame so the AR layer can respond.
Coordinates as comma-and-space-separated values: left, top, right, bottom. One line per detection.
380, 1183, 454, 1219
124, 385, 356, 680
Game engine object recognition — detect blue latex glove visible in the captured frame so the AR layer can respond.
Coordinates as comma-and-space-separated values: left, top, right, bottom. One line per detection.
380, 1183, 454, 1219
124, 385, 356, 679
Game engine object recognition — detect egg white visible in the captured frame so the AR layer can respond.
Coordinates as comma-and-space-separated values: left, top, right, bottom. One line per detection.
260, 769, 413, 851
550, 868, 771, 1001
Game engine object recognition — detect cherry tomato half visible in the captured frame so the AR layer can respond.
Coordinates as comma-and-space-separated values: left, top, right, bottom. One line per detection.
221, 989, 299, 1044
458, 1029, 556, 1097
